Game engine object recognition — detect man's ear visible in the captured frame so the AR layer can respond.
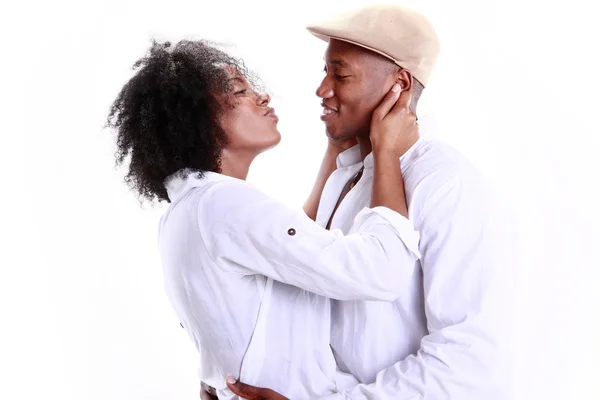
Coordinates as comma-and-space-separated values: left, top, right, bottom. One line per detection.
395, 68, 413, 92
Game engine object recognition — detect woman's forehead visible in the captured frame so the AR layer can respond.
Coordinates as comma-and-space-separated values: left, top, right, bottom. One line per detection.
224, 66, 246, 81
220, 63, 264, 93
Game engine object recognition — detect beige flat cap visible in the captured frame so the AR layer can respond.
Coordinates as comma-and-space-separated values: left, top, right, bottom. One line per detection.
307, 5, 440, 87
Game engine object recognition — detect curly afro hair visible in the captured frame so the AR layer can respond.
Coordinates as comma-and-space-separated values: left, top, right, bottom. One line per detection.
106, 39, 258, 203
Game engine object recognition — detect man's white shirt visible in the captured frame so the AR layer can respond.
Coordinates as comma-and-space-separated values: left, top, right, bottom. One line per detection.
318, 134, 513, 399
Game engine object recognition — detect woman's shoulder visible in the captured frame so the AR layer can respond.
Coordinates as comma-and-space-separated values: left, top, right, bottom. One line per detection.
190, 173, 273, 221
198, 172, 263, 200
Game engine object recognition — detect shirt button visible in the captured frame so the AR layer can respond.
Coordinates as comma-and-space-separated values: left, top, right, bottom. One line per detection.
287, 228, 296, 236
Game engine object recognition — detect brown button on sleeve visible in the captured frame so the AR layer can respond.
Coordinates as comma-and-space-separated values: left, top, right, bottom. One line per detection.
287, 228, 296, 236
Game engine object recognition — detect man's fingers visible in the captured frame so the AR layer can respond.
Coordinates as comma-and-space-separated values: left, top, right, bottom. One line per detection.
389, 87, 412, 117
372, 83, 401, 121
226, 377, 261, 400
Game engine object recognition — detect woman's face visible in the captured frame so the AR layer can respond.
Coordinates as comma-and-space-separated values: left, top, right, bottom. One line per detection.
217, 69, 281, 154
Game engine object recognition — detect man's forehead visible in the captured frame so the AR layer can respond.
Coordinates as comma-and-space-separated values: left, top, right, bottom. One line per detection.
323, 51, 359, 70
323, 58, 350, 67
324, 39, 383, 68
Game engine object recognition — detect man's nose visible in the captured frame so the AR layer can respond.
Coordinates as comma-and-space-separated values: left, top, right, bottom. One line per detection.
316, 77, 334, 99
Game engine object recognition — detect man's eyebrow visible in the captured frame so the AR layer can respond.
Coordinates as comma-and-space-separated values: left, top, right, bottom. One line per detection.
331, 60, 348, 67
323, 59, 350, 68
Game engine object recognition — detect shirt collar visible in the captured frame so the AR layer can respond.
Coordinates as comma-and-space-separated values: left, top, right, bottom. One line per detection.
363, 137, 424, 169
164, 169, 232, 202
336, 144, 362, 169
363, 113, 434, 169
335, 114, 434, 170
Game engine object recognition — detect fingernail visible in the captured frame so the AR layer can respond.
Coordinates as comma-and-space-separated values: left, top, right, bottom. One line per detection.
226, 376, 237, 384
391, 83, 401, 93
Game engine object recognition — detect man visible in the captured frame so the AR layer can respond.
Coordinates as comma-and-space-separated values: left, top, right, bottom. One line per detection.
223, 5, 512, 399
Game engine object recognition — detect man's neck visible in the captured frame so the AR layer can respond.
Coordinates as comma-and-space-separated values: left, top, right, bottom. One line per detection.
356, 103, 419, 161
357, 136, 373, 161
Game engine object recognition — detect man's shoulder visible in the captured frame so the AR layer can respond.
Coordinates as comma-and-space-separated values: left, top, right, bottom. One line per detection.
409, 138, 483, 182
406, 139, 492, 220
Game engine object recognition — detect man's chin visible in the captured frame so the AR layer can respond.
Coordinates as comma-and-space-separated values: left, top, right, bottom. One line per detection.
327, 132, 357, 142
326, 127, 348, 141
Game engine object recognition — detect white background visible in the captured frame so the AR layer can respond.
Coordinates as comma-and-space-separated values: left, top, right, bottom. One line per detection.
1, 0, 599, 399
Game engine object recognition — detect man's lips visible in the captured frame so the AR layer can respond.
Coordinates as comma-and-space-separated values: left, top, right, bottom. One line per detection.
321, 102, 338, 121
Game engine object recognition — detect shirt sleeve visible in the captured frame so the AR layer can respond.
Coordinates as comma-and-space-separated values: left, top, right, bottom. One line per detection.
198, 180, 421, 301
320, 174, 515, 399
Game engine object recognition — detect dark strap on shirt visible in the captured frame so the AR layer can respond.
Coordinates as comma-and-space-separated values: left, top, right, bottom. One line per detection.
326, 167, 364, 230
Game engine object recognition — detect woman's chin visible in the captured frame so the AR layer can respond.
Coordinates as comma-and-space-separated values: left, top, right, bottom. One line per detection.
261, 132, 282, 152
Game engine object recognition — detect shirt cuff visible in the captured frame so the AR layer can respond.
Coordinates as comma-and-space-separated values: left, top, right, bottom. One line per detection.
356, 206, 422, 258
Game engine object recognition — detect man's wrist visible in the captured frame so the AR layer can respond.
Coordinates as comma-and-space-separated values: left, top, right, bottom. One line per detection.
372, 147, 400, 162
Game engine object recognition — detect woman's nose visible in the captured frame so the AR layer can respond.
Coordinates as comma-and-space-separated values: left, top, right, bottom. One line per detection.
256, 92, 270, 106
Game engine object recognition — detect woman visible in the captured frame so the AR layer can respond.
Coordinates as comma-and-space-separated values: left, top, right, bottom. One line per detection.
107, 40, 419, 399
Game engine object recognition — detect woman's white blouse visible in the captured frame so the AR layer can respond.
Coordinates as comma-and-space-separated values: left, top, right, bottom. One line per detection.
158, 171, 421, 399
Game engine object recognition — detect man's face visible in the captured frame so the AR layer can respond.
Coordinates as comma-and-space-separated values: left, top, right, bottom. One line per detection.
317, 39, 398, 141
